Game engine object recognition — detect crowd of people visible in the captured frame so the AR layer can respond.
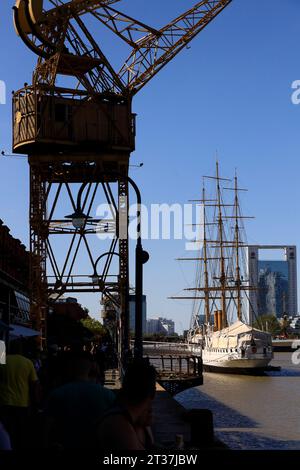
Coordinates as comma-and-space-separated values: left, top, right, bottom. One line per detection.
0, 338, 157, 451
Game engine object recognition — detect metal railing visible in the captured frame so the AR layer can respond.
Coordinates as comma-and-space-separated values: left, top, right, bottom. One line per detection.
130, 340, 202, 356
147, 354, 202, 376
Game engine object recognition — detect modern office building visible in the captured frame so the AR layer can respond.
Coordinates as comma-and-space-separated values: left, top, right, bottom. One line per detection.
146, 318, 161, 335
160, 318, 175, 336
247, 245, 298, 321
129, 294, 147, 334
146, 317, 175, 336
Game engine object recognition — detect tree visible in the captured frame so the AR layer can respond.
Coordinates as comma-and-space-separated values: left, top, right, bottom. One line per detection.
81, 316, 106, 337
253, 314, 281, 336
143, 333, 167, 342
142, 333, 180, 342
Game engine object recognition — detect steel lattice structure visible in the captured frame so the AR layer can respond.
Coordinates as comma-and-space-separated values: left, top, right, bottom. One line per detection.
12, 0, 232, 356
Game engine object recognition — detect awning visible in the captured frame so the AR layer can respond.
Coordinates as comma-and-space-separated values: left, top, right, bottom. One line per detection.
0, 320, 12, 331
0, 340, 5, 365
9, 324, 40, 338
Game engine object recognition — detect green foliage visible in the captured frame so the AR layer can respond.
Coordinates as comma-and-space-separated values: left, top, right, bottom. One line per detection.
81, 316, 106, 336
143, 333, 167, 342
253, 314, 281, 336
143, 333, 179, 342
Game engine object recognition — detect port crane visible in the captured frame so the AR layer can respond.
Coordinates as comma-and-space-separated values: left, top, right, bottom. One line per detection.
12, 0, 232, 360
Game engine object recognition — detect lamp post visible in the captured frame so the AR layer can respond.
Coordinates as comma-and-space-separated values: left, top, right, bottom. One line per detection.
91, 251, 120, 288
66, 175, 149, 364
95, 173, 149, 361
126, 177, 149, 360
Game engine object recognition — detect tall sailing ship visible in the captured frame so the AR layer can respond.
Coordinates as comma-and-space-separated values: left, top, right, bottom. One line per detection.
172, 163, 273, 372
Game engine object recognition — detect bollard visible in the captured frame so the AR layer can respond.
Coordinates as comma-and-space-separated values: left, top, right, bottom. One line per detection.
185, 409, 214, 448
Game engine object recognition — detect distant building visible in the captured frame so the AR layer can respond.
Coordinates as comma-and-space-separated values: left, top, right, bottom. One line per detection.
258, 262, 289, 317
129, 295, 147, 334
289, 316, 300, 333
146, 318, 162, 335
247, 245, 298, 321
54, 296, 78, 304
160, 318, 175, 336
0, 219, 31, 342
146, 317, 175, 336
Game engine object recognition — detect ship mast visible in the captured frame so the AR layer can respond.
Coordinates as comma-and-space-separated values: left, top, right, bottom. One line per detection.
171, 164, 257, 334
170, 184, 219, 330
233, 173, 242, 320
216, 161, 228, 328
224, 172, 253, 322
202, 184, 210, 325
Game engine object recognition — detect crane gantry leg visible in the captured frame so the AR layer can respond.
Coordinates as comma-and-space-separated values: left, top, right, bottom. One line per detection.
29, 164, 48, 349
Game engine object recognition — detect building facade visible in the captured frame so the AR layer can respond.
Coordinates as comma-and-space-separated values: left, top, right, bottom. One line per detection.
129, 294, 147, 334
146, 317, 175, 336
0, 219, 31, 342
247, 245, 298, 321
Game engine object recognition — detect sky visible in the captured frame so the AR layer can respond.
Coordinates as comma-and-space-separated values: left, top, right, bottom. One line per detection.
1, 0, 300, 334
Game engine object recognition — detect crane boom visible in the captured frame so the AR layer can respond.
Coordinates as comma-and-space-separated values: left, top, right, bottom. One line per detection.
15, 0, 232, 95
119, 0, 232, 94
45, 0, 122, 23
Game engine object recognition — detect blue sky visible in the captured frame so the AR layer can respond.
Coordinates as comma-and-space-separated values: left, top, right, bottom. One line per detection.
0, 0, 300, 333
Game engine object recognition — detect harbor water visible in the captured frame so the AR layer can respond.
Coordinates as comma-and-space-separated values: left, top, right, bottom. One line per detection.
176, 353, 300, 449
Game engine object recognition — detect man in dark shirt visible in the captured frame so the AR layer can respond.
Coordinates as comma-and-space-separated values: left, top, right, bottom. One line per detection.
97, 360, 156, 451
44, 351, 115, 449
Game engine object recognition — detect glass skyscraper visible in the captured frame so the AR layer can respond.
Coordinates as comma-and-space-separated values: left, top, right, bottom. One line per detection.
258, 260, 289, 317
247, 246, 298, 322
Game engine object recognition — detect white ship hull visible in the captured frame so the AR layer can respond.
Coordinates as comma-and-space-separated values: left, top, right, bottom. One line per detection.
189, 320, 273, 373
202, 352, 272, 370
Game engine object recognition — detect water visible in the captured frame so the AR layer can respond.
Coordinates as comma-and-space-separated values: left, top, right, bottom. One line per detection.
175, 353, 300, 449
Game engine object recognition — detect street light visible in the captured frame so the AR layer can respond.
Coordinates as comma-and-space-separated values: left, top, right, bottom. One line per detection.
121, 175, 149, 360
65, 183, 91, 229
91, 173, 149, 361
91, 251, 120, 289
65, 208, 91, 229
65, 175, 149, 363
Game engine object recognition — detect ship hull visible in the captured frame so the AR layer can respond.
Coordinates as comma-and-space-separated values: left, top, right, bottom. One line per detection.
202, 356, 272, 374
189, 320, 274, 375
203, 363, 273, 375
203, 357, 271, 369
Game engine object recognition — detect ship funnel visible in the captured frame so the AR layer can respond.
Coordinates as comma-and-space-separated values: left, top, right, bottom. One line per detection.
214, 311, 219, 331
218, 310, 223, 331
214, 310, 223, 331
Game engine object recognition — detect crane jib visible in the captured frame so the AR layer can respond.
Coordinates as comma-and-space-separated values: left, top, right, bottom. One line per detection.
14, 0, 233, 95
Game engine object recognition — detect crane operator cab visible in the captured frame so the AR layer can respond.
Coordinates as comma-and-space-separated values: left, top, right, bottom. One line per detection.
12, 0, 135, 169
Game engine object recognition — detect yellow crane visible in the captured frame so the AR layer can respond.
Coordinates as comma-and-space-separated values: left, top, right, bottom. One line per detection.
12, 0, 232, 359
